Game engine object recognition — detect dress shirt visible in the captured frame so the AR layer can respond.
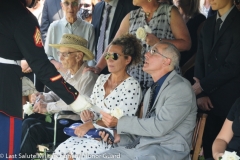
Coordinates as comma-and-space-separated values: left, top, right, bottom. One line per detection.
216, 5, 234, 29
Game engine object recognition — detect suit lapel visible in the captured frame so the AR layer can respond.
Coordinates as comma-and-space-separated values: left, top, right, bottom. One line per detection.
211, 7, 237, 51
207, 17, 216, 49
109, 0, 123, 42
96, 2, 105, 29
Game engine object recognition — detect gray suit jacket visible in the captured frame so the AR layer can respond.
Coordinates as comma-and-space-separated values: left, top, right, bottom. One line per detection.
117, 70, 197, 160
40, 0, 63, 44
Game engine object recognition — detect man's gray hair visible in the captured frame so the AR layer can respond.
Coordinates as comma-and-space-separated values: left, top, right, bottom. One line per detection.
61, 0, 81, 5
159, 41, 180, 70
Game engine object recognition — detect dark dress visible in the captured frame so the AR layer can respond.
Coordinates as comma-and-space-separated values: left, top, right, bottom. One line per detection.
226, 97, 240, 156
180, 13, 206, 84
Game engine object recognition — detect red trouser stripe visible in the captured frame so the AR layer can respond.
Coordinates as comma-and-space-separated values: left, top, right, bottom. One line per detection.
8, 117, 14, 160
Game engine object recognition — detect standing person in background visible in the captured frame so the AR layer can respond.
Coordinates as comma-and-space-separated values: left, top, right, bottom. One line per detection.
27, 0, 45, 25
0, 0, 83, 158
193, 0, 240, 158
44, 0, 95, 74
200, 0, 210, 17
173, 0, 206, 84
78, 0, 98, 23
38, 0, 63, 92
91, 0, 191, 94
40, 0, 63, 45
235, 0, 240, 10
91, 0, 138, 74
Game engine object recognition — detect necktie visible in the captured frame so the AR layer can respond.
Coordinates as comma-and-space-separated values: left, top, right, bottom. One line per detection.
96, 4, 112, 62
145, 83, 158, 118
125, 83, 158, 149
214, 18, 222, 43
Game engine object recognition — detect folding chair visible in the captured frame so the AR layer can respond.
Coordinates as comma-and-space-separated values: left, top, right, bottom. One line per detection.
191, 113, 208, 160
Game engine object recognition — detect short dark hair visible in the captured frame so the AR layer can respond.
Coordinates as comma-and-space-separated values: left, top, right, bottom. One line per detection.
111, 33, 142, 66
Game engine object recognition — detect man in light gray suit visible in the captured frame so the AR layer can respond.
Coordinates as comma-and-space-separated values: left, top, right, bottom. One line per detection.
91, 42, 197, 160
40, 0, 63, 45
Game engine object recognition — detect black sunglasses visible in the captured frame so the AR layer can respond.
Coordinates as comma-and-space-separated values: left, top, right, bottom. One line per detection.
104, 52, 127, 60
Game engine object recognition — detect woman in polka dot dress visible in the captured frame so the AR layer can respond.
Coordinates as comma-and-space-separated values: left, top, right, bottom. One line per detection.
51, 34, 143, 160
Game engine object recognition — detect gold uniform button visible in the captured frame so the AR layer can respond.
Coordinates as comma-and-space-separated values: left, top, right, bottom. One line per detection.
75, 92, 78, 95
69, 87, 71, 89
64, 81, 66, 83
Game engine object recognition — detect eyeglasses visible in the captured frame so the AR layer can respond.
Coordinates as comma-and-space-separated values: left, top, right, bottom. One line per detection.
148, 48, 170, 59
104, 52, 127, 60
81, 3, 91, 8
63, 1, 78, 7
57, 51, 79, 58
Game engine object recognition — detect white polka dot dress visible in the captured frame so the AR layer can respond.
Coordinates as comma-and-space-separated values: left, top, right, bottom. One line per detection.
51, 74, 142, 160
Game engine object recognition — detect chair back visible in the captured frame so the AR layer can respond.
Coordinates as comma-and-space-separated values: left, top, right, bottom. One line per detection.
191, 113, 208, 160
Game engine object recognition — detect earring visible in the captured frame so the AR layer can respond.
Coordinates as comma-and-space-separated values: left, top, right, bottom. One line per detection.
148, 0, 151, 2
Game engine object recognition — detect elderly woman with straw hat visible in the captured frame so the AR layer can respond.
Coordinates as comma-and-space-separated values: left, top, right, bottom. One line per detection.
20, 34, 98, 157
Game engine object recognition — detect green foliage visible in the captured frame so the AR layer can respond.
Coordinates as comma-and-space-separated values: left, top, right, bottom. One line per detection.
45, 113, 52, 123
199, 155, 205, 160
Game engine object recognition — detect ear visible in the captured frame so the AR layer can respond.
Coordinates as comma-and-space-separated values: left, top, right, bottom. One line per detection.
60, 2, 63, 9
125, 56, 132, 66
76, 52, 84, 61
165, 58, 171, 66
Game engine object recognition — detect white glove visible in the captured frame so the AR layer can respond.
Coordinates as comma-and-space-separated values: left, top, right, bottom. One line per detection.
70, 95, 92, 113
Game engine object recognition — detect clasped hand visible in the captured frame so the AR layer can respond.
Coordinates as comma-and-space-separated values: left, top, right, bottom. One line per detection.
192, 77, 202, 95
101, 111, 118, 128
84, 66, 101, 74
80, 110, 94, 123
145, 33, 161, 47
31, 92, 44, 103
33, 99, 47, 114
99, 130, 120, 144
31, 92, 47, 114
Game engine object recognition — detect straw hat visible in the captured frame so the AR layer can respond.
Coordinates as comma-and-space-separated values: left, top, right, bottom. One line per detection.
49, 34, 94, 61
